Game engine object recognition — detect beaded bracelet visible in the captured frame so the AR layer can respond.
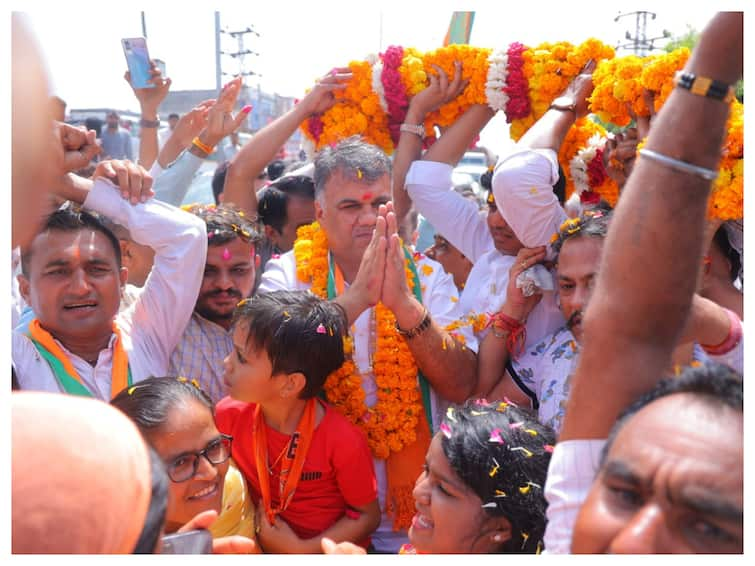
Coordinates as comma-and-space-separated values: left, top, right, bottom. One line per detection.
396, 307, 431, 339
139, 118, 160, 128
674, 71, 736, 104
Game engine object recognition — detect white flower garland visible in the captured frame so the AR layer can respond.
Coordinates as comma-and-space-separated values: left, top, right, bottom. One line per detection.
371, 59, 389, 115
569, 133, 605, 194
485, 48, 510, 112
301, 137, 317, 162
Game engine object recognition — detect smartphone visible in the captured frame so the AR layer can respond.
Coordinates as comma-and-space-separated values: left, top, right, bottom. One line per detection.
160, 529, 213, 554
153, 58, 166, 78
122, 37, 154, 89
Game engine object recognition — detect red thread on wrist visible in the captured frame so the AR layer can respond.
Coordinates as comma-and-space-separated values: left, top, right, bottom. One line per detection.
487, 312, 527, 358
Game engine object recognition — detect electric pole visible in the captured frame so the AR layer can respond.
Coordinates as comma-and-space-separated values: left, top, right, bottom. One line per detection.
215, 15, 261, 132
614, 11, 671, 56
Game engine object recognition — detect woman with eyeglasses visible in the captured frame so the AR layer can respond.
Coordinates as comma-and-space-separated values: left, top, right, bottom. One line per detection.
111, 376, 255, 539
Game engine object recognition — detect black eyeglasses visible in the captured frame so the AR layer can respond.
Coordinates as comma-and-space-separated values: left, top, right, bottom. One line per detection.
166, 434, 233, 483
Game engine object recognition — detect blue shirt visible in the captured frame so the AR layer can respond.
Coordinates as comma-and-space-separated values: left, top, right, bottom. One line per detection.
100, 127, 133, 160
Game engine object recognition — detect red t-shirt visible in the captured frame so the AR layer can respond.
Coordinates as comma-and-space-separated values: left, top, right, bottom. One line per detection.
215, 397, 377, 542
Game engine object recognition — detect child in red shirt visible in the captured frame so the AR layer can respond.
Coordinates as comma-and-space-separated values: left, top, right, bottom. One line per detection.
216, 290, 379, 553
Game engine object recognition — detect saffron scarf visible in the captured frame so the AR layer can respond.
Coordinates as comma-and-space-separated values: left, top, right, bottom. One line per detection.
253, 398, 317, 525
26, 319, 132, 399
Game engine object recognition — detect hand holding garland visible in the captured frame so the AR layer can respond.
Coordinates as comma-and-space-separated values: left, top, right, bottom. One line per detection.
559, 12, 743, 442
516, 59, 596, 153
223, 69, 352, 218
393, 62, 467, 227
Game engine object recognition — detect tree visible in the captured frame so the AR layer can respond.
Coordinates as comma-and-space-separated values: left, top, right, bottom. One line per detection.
665, 25, 742, 102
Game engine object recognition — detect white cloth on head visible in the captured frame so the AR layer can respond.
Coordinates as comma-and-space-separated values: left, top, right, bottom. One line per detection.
492, 147, 567, 253
258, 249, 476, 553
406, 160, 564, 349
12, 178, 207, 399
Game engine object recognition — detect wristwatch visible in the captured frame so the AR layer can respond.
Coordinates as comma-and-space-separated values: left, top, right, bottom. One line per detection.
400, 123, 426, 137
549, 96, 577, 113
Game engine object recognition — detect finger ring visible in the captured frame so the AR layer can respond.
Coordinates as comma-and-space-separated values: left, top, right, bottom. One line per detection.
521, 262, 527, 269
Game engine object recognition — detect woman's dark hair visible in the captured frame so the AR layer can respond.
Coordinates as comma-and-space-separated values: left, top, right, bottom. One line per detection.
712, 225, 742, 283
132, 446, 170, 553
233, 290, 347, 399
110, 376, 215, 434
441, 400, 556, 554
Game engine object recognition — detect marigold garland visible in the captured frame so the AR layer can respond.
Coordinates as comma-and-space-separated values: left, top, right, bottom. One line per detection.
558, 118, 609, 201
589, 55, 650, 126
640, 48, 690, 112
293, 222, 424, 460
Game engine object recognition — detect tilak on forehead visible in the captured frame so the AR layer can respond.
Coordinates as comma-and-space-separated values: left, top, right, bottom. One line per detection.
222, 248, 232, 261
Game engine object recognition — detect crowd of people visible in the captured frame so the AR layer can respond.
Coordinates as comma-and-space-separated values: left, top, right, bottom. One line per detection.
10, 11, 743, 555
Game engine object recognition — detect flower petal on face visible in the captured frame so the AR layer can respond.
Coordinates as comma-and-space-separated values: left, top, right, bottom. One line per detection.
440, 422, 452, 439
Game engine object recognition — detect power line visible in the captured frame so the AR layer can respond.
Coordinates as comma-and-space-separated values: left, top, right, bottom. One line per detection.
614, 11, 671, 56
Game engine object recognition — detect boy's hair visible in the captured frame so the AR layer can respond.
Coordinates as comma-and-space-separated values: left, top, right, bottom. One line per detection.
233, 290, 347, 399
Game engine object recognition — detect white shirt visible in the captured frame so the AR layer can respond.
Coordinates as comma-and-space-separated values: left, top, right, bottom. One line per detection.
258, 249, 477, 553
406, 160, 564, 349
13, 179, 207, 399
543, 439, 606, 554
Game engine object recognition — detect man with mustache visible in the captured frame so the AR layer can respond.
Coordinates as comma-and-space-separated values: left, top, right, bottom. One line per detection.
169, 204, 260, 403
476, 206, 743, 437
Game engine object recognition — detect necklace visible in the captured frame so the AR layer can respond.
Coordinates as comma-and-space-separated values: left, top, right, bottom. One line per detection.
266, 441, 289, 476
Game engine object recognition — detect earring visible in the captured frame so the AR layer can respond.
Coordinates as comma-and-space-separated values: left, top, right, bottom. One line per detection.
493, 534, 503, 543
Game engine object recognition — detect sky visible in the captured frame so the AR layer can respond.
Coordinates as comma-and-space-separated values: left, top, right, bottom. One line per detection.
14, 1, 730, 157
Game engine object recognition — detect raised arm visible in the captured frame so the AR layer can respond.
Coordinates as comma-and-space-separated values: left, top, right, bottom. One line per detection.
156, 100, 213, 169
559, 12, 743, 441
124, 62, 171, 169
392, 62, 467, 225
222, 70, 352, 218
475, 246, 546, 399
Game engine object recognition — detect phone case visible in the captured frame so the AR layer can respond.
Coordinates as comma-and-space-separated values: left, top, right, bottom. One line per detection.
122, 37, 154, 89
160, 529, 213, 554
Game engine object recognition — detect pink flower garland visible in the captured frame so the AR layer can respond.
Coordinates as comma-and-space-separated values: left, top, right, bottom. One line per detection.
381, 45, 409, 145
307, 115, 324, 143
503, 42, 530, 123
